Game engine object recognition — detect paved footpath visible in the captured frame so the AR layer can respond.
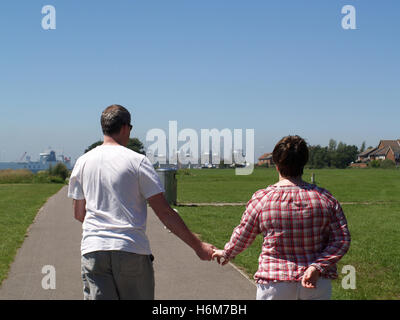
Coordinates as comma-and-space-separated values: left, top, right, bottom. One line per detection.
0, 186, 256, 300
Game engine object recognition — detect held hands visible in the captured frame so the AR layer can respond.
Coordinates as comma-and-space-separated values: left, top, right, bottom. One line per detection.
194, 242, 229, 265
211, 249, 229, 266
301, 265, 320, 288
195, 242, 217, 261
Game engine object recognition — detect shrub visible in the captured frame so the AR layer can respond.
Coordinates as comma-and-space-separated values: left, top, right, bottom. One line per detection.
369, 160, 381, 168
48, 163, 70, 181
380, 159, 395, 169
49, 176, 65, 183
32, 170, 66, 184
32, 171, 51, 183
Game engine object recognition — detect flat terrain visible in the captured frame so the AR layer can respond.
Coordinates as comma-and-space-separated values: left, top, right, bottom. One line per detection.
177, 168, 400, 203
176, 168, 400, 300
1, 168, 399, 299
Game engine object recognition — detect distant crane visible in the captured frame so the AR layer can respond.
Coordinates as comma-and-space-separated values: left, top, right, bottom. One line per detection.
19, 152, 27, 162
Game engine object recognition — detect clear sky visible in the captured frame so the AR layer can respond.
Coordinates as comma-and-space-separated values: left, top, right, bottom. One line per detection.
0, 0, 399, 162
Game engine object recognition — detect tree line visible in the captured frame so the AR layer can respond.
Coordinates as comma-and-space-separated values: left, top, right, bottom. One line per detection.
85, 138, 145, 154
307, 139, 360, 169
83, 138, 367, 169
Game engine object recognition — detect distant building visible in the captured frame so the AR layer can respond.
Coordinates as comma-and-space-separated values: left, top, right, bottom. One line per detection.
356, 139, 400, 165
357, 147, 378, 162
0, 150, 72, 173
258, 152, 274, 167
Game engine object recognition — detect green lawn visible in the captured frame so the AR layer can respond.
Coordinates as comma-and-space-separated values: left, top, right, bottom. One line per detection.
177, 168, 400, 203
176, 167, 400, 300
0, 184, 63, 285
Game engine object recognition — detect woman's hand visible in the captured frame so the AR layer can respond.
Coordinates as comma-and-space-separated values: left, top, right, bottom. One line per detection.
301, 266, 321, 288
212, 249, 230, 265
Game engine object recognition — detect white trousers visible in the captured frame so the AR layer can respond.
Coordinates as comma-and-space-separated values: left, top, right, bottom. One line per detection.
256, 278, 332, 300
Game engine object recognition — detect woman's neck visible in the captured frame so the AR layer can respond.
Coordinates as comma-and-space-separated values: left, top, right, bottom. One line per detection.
276, 174, 305, 186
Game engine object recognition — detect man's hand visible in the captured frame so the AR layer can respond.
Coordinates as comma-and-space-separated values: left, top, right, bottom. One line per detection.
148, 193, 216, 260
195, 242, 216, 261
301, 265, 320, 288
212, 249, 230, 265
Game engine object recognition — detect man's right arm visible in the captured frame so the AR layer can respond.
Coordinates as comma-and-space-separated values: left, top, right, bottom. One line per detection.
147, 192, 215, 261
73, 199, 86, 223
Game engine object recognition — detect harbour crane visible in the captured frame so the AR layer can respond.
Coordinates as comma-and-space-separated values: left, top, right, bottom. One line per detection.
19, 152, 27, 162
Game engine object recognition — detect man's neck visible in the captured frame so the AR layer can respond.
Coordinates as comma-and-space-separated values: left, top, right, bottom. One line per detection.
102, 135, 121, 146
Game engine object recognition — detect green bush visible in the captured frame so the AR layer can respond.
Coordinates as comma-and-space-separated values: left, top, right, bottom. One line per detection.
368, 159, 396, 169
49, 176, 65, 183
32, 171, 51, 183
380, 159, 395, 169
48, 163, 70, 181
369, 160, 381, 168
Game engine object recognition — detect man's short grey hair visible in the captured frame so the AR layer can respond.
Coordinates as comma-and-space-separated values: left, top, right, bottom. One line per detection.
101, 105, 131, 136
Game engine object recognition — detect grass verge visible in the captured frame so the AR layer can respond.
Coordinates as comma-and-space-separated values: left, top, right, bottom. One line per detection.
0, 184, 64, 285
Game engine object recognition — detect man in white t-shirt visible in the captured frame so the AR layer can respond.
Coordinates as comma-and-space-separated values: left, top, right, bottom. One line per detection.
68, 104, 215, 300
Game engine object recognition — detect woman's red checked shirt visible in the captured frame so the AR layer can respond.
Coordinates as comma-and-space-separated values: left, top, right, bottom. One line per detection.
223, 183, 351, 283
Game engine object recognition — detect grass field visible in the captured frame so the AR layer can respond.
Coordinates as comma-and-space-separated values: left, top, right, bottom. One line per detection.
176, 167, 400, 300
0, 167, 398, 299
177, 168, 400, 203
0, 184, 64, 285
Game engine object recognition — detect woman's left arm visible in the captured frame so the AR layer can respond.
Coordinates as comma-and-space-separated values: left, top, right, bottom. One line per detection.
310, 199, 351, 274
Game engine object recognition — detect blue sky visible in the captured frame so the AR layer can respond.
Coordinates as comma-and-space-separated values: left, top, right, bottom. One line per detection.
0, 0, 399, 162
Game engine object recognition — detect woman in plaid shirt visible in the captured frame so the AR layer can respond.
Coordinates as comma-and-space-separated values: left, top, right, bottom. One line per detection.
212, 135, 351, 300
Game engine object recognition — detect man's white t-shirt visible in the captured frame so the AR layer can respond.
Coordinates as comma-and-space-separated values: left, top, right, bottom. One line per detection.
67, 145, 164, 256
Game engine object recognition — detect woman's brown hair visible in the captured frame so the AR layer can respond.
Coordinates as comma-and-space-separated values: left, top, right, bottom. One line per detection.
272, 135, 309, 178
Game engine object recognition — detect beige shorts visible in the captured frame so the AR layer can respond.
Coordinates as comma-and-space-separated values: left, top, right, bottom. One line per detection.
81, 250, 155, 300
256, 278, 332, 300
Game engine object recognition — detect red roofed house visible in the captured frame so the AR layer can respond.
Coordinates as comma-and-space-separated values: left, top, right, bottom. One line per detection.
258, 153, 274, 167
357, 139, 400, 165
